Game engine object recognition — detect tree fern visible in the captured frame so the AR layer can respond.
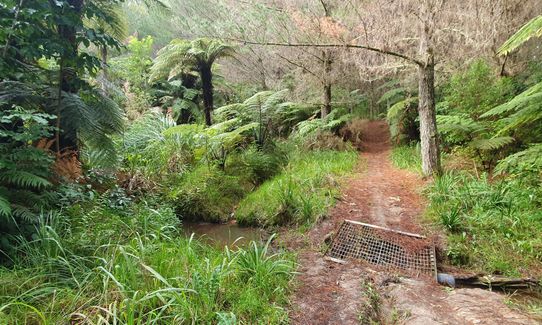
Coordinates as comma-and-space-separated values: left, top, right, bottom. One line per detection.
0, 171, 51, 189
495, 143, 542, 175
386, 96, 418, 143
481, 81, 542, 135
499, 15, 542, 55
377, 87, 406, 105
470, 136, 515, 151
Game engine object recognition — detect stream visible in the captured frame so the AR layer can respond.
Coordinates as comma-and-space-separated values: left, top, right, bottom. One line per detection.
182, 221, 266, 248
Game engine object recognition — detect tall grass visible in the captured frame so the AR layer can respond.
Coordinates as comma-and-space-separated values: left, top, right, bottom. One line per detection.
236, 149, 358, 226
0, 203, 296, 324
390, 144, 422, 174
427, 171, 542, 277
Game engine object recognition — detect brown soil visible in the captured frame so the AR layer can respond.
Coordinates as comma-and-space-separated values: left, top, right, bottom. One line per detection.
287, 120, 538, 325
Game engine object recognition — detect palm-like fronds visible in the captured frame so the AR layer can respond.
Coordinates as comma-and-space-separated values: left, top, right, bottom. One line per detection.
0, 81, 125, 160
437, 114, 514, 151
495, 143, 542, 175
377, 87, 406, 105
150, 38, 235, 81
85, 1, 128, 41
499, 15, 542, 55
482, 81, 542, 134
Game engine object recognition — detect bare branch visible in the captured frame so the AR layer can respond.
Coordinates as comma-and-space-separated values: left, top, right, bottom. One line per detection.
224, 38, 422, 66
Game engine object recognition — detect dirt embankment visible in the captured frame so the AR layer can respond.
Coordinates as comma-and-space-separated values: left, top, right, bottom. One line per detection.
288, 121, 538, 325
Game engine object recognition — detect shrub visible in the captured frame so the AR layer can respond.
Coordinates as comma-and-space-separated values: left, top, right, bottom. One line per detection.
339, 118, 368, 147
301, 131, 352, 151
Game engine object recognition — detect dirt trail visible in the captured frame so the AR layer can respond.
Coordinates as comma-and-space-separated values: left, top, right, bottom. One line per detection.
288, 120, 537, 325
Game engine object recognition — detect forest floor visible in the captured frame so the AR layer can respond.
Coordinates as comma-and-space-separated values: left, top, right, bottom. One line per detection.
287, 120, 538, 325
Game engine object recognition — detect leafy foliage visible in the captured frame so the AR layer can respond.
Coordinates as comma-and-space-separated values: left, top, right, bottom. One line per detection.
0, 108, 56, 258
499, 15, 542, 55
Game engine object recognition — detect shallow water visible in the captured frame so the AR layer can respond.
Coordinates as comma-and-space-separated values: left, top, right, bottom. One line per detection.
182, 221, 266, 248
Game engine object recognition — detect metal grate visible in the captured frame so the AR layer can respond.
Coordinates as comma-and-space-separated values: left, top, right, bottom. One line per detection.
326, 220, 437, 278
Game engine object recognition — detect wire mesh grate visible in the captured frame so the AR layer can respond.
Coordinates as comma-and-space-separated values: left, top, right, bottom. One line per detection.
326, 220, 436, 278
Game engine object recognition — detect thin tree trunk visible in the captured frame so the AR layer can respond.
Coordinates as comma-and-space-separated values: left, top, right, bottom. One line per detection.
101, 46, 108, 78
417, 62, 441, 176
200, 65, 214, 126
322, 83, 331, 118
321, 49, 332, 118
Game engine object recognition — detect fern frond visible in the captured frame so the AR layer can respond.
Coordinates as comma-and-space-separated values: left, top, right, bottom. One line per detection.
0, 194, 11, 217
376, 79, 400, 91
470, 136, 514, 151
499, 15, 542, 55
387, 97, 417, 121
436, 114, 485, 134
495, 143, 542, 175
482, 82, 542, 118
0, 171, 51, 189
377, 87, 406, 105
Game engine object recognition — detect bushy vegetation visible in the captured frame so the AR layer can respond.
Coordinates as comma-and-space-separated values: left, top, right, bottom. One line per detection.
236, 147, 358, 227
427, 172, 542, 276
0, 199, 295, 323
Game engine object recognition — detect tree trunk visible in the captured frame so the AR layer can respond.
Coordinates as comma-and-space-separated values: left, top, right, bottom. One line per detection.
200, 65, 214, 126
417, 62, 442, 176
101, 46, 108, 77
322, 82, 331, 118
56, 0, 83, 153
321, 49, 332, 118
417, 1, 442, 176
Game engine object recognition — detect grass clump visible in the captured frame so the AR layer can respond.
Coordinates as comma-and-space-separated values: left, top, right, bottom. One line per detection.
426, 171, 542, 277
236, 148, 358, 227
166, 165, 249, 222
0, 200, 296, 324
390, 144, 423, 174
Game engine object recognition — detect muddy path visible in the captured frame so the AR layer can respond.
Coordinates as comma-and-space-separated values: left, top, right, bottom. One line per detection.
288, 120, 537, 325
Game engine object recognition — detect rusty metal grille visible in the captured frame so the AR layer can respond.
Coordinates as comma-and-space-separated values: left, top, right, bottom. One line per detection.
326, 220, 436, 278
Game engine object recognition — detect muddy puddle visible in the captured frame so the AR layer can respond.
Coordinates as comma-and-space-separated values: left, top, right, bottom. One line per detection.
182, 221, 266, 248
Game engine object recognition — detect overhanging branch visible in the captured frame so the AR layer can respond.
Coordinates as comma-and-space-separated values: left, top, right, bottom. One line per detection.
224, 38, 423, 66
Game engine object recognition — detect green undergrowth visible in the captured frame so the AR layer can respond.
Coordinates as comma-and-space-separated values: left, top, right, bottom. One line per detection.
236, 149, 358, 227
390, 144, 423, 174
165, 164, 251, 222
427, 172, 542, 277
392, 145, 542, 277
0, 201, 296, 324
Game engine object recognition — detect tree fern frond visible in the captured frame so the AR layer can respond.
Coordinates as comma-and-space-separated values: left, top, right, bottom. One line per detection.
436, 114, 485, 134
499, 15, 542, 55
377, 87, 406, 105
10, 205, 38, 224
0, 171, 51, 189
376, 79, 400, 91
470, 136, 514, 151
387, 97, 417, 121
214, 103, 249, 122
495, 143, 542, 175
123, 113, 175, 150
482, 82, 542, 118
